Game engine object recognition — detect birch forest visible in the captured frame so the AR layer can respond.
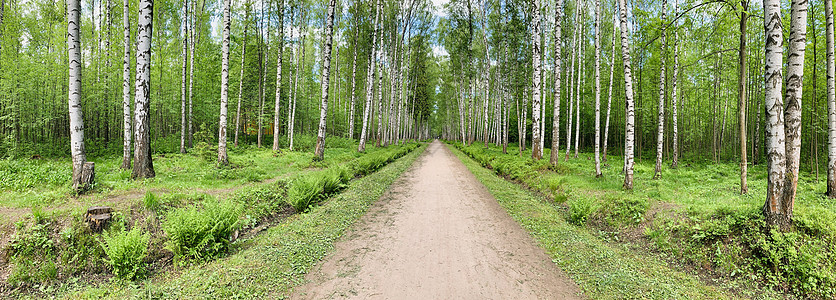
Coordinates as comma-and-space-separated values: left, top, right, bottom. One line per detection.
3, 0, 836, 297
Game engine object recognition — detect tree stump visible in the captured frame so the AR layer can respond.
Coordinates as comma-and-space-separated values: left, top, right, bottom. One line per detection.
74, 162, 95, 192
85, 206, 112, 232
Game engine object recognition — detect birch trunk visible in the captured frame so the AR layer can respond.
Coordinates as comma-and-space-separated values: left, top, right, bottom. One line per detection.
272, 0, 284, 151
565, 2, 580, 160
132, 0, 155, 177
68, 0, 92, 190
618, 0, 635, 190
593, 0, 602, 177
358, 0, 380, 152
828, 0, 836, 197
314, 0, 336, 160
603, 18, 616, 162
574, 57, 582, 158
653, 0, 666, 179
762, 0, 787, 229
120, 0, 131, 169
671, 0, 679, 168
234, 5, 250, 147
549, 0, 564, 164
348, 16, 358, 139
218, 0, 231, 165
776, 0, 807, 229
531, 0, 542, 159
180, 0, 188, 154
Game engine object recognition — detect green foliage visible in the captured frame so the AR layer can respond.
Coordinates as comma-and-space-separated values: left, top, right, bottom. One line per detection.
100, 226, 150, 281
162, 199, 242, 261
602, 194, 648, 226
7, 220, 57, 285
58, 218, 106, 276
143, 191, 160, 212
568, 197, 596, 226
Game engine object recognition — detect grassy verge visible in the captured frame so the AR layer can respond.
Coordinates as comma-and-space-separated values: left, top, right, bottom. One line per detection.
447, 143, 793, 300
63, 143, 424, 299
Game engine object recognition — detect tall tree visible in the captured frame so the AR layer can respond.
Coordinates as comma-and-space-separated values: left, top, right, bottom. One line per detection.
314, 0, 336, 160
132, 0, 155, 179
120, 0, 131, 169
531, 0, 542, 160
828, 0, 836, 198
180, 0, 188, 154
359, 0, 380, 152
549, 0, 564, 165
348, 3, 359, 140
671, 0, 679, 168
218, 0, 231, 165
234, 3, 251, 147
272, 0, 284, 151
593, 0, 601, 177
738, 0, 749, 193
603, 18, 616, 162
653, 0, 667, 180
68, 0, 93, 190
618, 0, 635, 190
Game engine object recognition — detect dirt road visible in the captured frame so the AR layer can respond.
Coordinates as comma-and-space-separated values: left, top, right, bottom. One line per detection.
293, 141, 583, 299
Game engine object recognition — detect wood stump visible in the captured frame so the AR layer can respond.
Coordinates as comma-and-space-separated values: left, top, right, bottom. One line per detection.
85, 206, 112, 232
74, 162, 95, 192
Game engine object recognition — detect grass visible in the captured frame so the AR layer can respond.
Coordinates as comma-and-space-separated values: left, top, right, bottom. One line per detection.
56, 143, 425, 299
0, 136, 361, 212
448, 142, 819, 299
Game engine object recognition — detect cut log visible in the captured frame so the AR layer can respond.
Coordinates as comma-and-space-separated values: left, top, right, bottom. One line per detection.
85, 206, 112, 232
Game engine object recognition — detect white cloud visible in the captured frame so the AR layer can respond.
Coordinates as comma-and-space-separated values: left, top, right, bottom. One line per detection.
432, 45, 448, 57
433, 0, 448, 17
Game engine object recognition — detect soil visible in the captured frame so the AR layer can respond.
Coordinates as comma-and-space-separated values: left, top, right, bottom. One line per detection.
293, 140, 583, 299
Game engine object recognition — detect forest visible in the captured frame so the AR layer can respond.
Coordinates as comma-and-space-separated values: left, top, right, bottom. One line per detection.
1, 0, 836, 297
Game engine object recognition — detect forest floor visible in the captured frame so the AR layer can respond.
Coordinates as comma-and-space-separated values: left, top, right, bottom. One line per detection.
294, 140, 583, 299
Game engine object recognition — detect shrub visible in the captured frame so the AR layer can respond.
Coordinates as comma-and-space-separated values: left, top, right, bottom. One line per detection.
287, 174, 324, 212
603, 194, 648, 226
7, 221, 57, 285
569, 197, 597, 226
101, 225, 149, 281
163, 199, 242, 261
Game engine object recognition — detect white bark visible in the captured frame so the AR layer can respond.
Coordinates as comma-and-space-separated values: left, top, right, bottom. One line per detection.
618, 0, 635, 190
68, 0, 87, 189
827, 0, 836, 197
653, 0, 666, 179
180, 0, 188, 154
314, 0, 336, 159
348, 18, 359, 139
671, 0, 679, 168
234, 5, 250, 147
273, 0, 284, 151
531, 0, 542, 159
593, 0, 601, 177
549, 0, 564, 165
762, 0, 787, 227
603, 17, 616, 162
218, 0, 231, 165
132, 0, 155, 178
358, 0, 380, 152
120, 0, 131, 169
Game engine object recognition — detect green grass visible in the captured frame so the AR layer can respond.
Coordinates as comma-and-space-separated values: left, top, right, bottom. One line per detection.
0, 135, 361, 211
59, 143, 425, 299
448, 142, 822, 299
448, 144, 741, 299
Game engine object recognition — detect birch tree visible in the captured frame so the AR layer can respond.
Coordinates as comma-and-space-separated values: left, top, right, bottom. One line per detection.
359, 0, 380, 152
603, 17, 616, 162
273, 0, 284, 151
828, 0, 836, 198
618, 0, 635, 190
653, 0, 667, 180
218, 0, 231, 165
132, 0, 155, 178
180, 0, 188, 154
68, 0, 94, 190
671, 0, 679, 168
549, 0, 563, 165
314, 0, 336, 160
234, 3, 250, 147
593, 0, 601, 177
531, 0, 542, 160
120, 0, 131, 169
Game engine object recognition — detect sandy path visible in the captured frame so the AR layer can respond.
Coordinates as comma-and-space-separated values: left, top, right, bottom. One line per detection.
293, 140, 583, 299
